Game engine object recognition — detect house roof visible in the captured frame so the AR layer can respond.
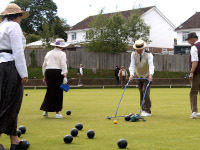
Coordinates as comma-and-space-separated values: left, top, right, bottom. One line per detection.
67, 6, 154, 31
175, 12, 200, 31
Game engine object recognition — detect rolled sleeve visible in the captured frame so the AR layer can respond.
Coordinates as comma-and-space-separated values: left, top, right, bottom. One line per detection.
129, 52, 135, 76
148, 53, 155, 75
10, 23, 28, 78
191, 46, 199, 62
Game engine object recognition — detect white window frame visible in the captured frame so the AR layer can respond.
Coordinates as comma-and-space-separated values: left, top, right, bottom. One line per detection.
182, 32, 189, 42
71, 32, 77, 40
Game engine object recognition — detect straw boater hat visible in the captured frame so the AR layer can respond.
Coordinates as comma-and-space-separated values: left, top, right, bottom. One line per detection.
133, 40, 146, 50
186, 32, 198, 40
0, 3, 29, 19
50, 38, 69, 48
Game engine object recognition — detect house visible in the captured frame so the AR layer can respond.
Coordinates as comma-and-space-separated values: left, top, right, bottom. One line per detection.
175, 12, 200, 54
65, 6, 175, 53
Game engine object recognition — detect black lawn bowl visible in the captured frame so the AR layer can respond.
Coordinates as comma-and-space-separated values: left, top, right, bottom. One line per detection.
63, 135, 73, 143
87, 130, 95, 139
18, 126, 26, 134
25, 94, 28, 96
66, 110, 71, 115
19, 140, 30, 150
17, 129, 22, 137
71, 128, 78, 137
117, 139, 128, 149
75, 123, 83, 130
124, 115, 130, 121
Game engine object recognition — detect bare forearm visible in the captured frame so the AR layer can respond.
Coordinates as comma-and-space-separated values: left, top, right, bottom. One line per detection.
191, 61, 198, 73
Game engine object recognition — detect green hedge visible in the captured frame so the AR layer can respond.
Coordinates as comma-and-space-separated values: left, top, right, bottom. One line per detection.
27, 67, 188, 79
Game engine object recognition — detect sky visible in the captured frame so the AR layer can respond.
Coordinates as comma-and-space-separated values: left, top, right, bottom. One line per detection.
1, 0, 200, 27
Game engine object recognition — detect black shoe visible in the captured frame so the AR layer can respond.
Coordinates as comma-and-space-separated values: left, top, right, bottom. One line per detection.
10, 144, 20, 150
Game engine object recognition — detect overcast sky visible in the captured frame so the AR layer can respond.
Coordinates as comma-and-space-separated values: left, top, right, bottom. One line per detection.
1, 0, 200, 27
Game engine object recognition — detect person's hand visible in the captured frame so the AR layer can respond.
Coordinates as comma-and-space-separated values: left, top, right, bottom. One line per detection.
63, 77, 68, 84
148, 74, 153, 81
21, 77, 28, 85
43, 77, 46, 84
129, 75, 134, 81
189, 72, 194, 80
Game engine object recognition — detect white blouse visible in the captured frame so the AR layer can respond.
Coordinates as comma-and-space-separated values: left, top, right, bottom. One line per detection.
0, 18, 28, 78
42, 47, 68, 76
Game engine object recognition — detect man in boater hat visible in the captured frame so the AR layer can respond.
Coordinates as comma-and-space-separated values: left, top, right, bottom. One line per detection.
129, 40, 155, 117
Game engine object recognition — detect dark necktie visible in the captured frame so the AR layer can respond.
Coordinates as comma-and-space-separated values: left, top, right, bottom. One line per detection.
140, 54, 142, 62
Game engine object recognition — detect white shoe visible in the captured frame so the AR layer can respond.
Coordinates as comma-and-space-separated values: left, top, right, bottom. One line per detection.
141, 112, 152, 117
141, 111, 145, 116
55, 114, 63, 118
43, 111, 48, 117
190, 112, 199, 119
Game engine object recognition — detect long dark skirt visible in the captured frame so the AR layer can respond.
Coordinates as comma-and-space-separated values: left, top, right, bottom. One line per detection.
0, 61, 23, 136
40, 69, 63, 112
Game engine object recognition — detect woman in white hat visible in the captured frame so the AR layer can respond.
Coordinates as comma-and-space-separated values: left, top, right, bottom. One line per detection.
41, 38, 68, 119
0, 3, 30, 150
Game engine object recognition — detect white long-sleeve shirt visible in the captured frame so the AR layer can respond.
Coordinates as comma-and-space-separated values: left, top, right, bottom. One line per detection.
42, 47, 68, 76
0, 18, 28, 78
79, 67, 83, 75
190, 41, 199, 62
129, 50, 155, 76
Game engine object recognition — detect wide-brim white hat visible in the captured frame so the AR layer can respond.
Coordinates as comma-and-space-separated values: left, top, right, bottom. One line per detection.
0, 3, 29, 19
133, 40, 146, 50
50, 38, 69, 48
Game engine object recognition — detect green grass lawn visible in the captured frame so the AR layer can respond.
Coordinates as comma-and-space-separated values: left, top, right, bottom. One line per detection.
1, 88, 199, 150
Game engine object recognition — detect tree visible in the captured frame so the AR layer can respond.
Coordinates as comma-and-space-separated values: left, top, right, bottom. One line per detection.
85, 9, 109, 52
12, 0, 58, 33
126, 8, 151, 44
11, 0, 69, 46
104, 13, 128, 53
85, 7, 151, 53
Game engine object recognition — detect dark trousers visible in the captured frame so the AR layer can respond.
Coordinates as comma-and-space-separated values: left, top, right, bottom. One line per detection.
121, 76, 126, 89
136, 79, 152, 113
78, 74, 83, 85
190, 73, 200, 112
115, 76, 120, 85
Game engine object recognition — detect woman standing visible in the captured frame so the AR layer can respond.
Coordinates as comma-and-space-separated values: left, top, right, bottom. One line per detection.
0, 3, 29, 150
41, 39, 68, 118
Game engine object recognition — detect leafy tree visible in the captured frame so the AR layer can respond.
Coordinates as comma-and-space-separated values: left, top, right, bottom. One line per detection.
85, 9, 109, 52
12, 0, 57, 33
39, 20, 55, 48
26, 33, 40, 43
52, 17, 70, 41
126, 8, 151, 44
104, 13, 128, 53
85, 7, 151, 53
12, 0, 69, 43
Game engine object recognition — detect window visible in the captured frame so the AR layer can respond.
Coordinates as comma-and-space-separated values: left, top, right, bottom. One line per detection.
182, 32, 189, 42
71, 32, 76, 40
86, 31, 90, 39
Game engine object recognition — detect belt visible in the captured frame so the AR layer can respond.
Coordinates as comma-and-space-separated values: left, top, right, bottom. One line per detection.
0, 49, 13, 54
